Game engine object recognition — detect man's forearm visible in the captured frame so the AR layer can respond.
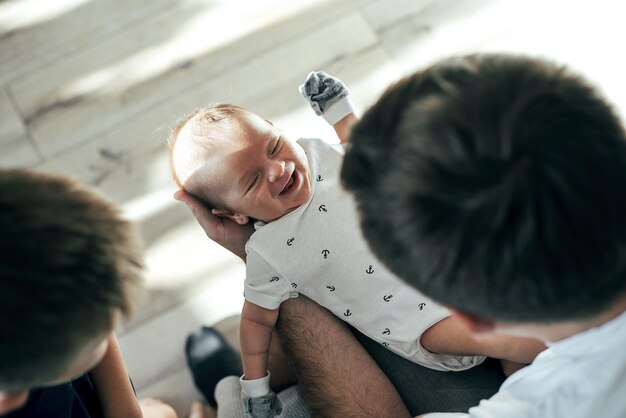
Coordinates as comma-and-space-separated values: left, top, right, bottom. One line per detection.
276, 296, 411, 418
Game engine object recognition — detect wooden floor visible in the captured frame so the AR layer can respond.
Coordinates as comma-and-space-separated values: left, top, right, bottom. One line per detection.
2, 0, 626, 415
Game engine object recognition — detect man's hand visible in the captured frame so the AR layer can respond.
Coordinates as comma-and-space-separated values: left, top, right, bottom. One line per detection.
174, 190, 254, 261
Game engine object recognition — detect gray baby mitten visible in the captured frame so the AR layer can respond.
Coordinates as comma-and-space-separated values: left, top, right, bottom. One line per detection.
299, 71, 354, 125
241, 391, 283, 418
240, 372, 283, 418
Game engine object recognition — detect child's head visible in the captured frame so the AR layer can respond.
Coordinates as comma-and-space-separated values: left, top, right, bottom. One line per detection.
342, 54, 626, 324
169, 104, 311, 224
0, 170, 143, 398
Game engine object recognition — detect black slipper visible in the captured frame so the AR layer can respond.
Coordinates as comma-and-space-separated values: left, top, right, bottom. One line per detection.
185, 326, 242, 407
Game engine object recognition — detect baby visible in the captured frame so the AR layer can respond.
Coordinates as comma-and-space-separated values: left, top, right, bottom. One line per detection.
169, 73, 545, 417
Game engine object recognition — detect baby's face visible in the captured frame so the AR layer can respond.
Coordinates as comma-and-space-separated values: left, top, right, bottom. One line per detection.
201, 112, 311, 223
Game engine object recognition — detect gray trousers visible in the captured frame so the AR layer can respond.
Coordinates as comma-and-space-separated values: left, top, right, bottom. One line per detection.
216, 377, 309, 418
355, 329, 505, 415
215, 328, 505, 417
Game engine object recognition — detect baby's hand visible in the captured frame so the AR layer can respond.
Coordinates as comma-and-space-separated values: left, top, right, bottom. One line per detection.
299, 71, 354, 125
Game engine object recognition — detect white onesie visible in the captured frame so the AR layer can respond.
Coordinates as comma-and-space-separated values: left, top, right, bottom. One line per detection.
244, 138, 484, 371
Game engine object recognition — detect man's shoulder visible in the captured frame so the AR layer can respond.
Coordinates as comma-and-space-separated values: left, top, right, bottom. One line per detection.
468, 341, 626, 418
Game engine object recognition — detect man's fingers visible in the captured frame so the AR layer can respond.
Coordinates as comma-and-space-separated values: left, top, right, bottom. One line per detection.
191, 206, 222, 234
173, 190, 202, 210
174, 190, 204, 214
174, 190, 221, 233
174, 191, 251, 260
173, 189, 187, 202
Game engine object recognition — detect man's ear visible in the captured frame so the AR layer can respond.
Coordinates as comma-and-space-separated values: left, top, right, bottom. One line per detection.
450, 308, 496, 335
211, 208, 250, 225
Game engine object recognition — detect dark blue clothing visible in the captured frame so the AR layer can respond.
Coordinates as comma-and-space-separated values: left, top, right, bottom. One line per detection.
2, 374, 102, 418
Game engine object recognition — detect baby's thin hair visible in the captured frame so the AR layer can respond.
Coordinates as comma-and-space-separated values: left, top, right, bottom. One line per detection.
168, 103, 249, 187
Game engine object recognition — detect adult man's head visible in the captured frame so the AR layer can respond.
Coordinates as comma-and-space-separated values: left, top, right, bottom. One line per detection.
342, 54, 626, 328
0, 169, 143, 412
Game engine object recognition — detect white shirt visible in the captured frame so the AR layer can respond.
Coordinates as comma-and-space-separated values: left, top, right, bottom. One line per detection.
425, 309, 626, 418
244, 138, 484, 371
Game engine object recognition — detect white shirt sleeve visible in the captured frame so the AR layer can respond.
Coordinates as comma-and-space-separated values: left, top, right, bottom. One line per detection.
422, 414, 468, 418
244, 249, 296, 309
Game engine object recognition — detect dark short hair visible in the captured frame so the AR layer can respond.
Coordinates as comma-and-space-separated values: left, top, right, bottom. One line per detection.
342, 54, 626, 323
0, 169, 143, 391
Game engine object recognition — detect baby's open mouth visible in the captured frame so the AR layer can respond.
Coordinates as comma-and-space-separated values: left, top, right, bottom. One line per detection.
280, 171, 296, 196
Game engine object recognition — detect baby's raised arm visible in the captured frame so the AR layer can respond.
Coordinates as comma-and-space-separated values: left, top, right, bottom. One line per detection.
299, 71, 358, 143
240, 301, 279, 380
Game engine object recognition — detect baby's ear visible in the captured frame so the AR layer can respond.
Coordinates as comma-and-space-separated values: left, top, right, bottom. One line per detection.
211, 208, 250, 225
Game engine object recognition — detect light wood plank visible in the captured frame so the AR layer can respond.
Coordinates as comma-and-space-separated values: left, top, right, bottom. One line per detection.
371, 0, 529, 75
34, 11, 379, 204
0, 89, 40, 166
362, 0, 443, 31
111, 210, 237, 332
256, 45, 403, 140
118, 269, 245, 416
0, 0, 177, 86
11, 0, 365, 158
0, 134, 41, 167
124, 214, 245, 330
0, 88, 26, 141
34, 46, 396, 253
